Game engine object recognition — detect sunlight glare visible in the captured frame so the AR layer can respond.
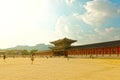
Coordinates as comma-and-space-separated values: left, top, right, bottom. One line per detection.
38, 0, 53, 19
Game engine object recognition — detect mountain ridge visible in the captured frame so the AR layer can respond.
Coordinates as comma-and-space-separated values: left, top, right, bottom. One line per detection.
7, 43, 53, 51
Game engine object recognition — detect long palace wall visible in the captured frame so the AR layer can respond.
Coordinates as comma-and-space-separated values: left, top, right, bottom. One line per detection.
35, 50, 53, 56
35, 46, 120, 57
67, 46, 120, 57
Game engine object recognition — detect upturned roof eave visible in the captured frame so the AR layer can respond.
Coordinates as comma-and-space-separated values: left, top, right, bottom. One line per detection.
50, 38, 77, 44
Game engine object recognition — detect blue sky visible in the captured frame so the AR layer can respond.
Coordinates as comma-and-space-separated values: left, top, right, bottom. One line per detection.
0, 0, 120, 48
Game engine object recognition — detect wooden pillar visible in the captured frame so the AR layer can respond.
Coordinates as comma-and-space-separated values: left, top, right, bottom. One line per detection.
89, 49, 93, 58
81, 49, 83, 56
106, 47, 108, 56
92, 49, 94, 55
79, 50, 81, 56
78, 50, 80, 55
102, 48, 104, 56
74, 50, 76, 55
110, 47, 112, 56
76, 50, 78, 55
67, 50, 70, 55
95, 48, 98, 57
87, 49, 89, 55
83, 49, 85, 56
84, 49, 86, 56
108, 48, 110, 55
82, 49, 84, 56
73, 50, 75, 55
86, 49, 88, 56
98, 48, 101, 55
118, 47, 120, 56
117, 47, 119, 56
70, 50, 72, 55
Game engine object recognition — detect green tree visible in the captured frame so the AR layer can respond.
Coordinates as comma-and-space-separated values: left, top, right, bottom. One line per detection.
21, 50, 29, 55
30, 49, 38, 55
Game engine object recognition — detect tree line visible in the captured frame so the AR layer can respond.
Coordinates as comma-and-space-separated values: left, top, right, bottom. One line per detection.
2, 49, 38, 55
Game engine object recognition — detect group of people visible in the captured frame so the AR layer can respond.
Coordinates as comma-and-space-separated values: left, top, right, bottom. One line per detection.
2, 54, 70, 64
2, 54, 35, 64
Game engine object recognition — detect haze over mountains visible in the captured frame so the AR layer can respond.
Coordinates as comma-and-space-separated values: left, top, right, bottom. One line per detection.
6, 44, 53, 51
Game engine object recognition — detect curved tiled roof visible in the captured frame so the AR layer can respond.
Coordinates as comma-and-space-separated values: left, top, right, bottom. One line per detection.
50, 37, 77, 44
69, 40, 120, 50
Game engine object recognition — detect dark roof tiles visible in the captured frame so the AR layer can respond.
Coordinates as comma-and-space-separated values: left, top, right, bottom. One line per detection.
69, 40, 120, 50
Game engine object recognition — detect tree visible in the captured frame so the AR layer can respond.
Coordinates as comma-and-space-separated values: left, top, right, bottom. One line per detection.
21, 50, 29, 55
30, 49, 38, 55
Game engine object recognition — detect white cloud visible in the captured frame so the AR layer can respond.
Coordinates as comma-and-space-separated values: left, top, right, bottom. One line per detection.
55, 16, 82, 37
55, 15, 120, 45
55, 16, 84, 44
65, 0, 75, 6
118, 9, 120, 13
105, 27, 115, 33
79, 27, 120, 44
94, 27, 120, 41
81, 0, 120, 27
95, 27, 116, 35
72, 13, 80, 19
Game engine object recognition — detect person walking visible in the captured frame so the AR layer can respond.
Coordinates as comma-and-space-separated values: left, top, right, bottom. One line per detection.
31, 54, 34, 64
3, 54, 6, 62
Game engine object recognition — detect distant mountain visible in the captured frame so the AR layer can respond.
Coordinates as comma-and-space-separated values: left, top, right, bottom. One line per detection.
7, 44, 53, 51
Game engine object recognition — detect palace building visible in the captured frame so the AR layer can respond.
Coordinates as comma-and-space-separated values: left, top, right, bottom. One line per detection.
49, 38, 77, 57
35, 38, 120, 58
